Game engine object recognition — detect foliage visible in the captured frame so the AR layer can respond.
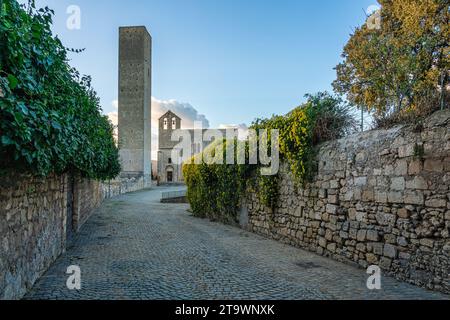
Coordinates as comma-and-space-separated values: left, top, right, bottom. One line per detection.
183, 139, 249, 223
0, 0, 120, 179
183, 92, 356, 221
252, 92, 356, 185
333, 0, 449, 125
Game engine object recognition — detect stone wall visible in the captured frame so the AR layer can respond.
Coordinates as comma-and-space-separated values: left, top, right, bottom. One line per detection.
0, 172, 151, 300
0, 174, 68, 299
243, 110, 450, 293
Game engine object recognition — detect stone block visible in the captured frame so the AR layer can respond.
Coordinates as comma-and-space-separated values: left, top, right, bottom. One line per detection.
424, 159, 443, 172
388, 191, 403, 204
326, 204, 338, 214
397, 208, 410, 219
408, 160, 423, 175
327, 194, 339, 204
397, 236, 408, 247
404, 191, 424, 205
375, 191, 388, 203
362, 189, 374, 202
366, 230, 379, 241
391, 177, 405, 191
384, 244, 397, 258
354, 177, 367, 187
394, 160, 408, 176
379, 257, 392, 269
420, 238, 434, 248
372, 243, 384, 255
366, 253, 378, 264
425, 198, 446, 208
398, 144, 415, 158
326, 243, 337, 253
357, 230, 366, 242
406, 176, 428, 190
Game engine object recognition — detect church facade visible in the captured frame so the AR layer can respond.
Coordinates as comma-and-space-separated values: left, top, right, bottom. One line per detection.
157, 110, 230, 184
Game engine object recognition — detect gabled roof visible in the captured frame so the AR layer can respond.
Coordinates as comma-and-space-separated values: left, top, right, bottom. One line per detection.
159, 110, 181, 120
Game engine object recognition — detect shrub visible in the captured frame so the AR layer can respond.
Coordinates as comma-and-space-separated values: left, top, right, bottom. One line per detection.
0, 0, 120, 180
183, 92, 356, 222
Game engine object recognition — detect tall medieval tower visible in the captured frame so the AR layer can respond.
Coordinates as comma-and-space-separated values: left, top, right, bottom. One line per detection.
118, 26, 152, 183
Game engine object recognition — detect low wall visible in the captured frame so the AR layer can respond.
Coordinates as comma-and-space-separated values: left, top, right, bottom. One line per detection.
0, 172, 151, 299
244, 110, 450, 293
0, 174, 68, 299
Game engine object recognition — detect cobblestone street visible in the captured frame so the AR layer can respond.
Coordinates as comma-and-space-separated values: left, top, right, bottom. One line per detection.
26, 187, 448, 300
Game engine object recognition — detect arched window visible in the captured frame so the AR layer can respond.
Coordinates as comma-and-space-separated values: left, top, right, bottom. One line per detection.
172, 118, 176, 130
163, 118, 168, 130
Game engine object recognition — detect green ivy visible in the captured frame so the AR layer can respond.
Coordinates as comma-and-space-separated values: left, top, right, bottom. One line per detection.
0, 0, 120, 180
183, 92, 357, 222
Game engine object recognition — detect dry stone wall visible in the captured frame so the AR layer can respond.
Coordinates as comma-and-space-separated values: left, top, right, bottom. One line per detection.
0, 172, 151, 299
0, 174, 68, 299
244, 110, 450, 293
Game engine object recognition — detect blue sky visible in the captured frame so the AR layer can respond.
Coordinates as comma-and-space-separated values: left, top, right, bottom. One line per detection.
29, 0, 376, 128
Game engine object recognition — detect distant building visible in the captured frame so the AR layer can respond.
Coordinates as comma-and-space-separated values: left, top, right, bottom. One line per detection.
157, 110, 231, 184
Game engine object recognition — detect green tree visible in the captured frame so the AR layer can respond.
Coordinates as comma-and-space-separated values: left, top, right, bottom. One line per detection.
333, 0, 449, 124
0, 0, 120, 179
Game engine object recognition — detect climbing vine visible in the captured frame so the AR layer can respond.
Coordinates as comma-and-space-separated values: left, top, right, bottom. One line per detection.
0, 0, 120, 179
183, 92, 357, 222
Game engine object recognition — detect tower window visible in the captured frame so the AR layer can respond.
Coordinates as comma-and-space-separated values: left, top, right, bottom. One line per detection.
168, 158, 172, 164
163, 118, 168, 130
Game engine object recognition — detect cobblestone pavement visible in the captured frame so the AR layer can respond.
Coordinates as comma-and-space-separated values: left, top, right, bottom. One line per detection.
26, 187, 449, 300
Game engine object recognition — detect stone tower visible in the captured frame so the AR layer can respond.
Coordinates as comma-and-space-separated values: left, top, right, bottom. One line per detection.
118, 26, 152, 182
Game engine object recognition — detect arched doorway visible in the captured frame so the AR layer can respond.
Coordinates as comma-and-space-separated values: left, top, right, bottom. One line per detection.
166, 166, 174, 183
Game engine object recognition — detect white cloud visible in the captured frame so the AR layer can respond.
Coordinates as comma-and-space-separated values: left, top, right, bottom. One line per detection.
107, 97, 210, 160
112, 99, 118, 110
151, 97, 209, 130
219, 123, 249, 140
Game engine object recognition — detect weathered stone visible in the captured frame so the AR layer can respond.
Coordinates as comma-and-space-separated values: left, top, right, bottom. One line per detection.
319, 237, 327, 248
326, 243, 337, 253
397, 208, 410, 219
354, 177, 367, 187
366, 253, 378, 264
388, 191, 403, 204
395, 160, 408, 176
326, 204, 338, 214
425, 198, 446, 208
398, 144, 415, 158
420, 239, 434, 248
384, 244, 397, 258
406, 176, 428, 190
366, 230, 380, 242
357, 230, 367, 242
391, 177, 405, 191
404, 192, 424, 205
397, 237, 408, 247
379, 257, 392, 269
408, 160, 423, 175
424, 159, 443, 172
376, 212, 396, 226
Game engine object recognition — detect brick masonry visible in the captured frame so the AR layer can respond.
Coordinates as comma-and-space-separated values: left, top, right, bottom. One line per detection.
243, 110, 450, 294
0, 173, 149, 300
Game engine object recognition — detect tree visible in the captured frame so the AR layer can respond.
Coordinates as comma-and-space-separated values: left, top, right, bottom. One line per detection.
333, 0, 449, 124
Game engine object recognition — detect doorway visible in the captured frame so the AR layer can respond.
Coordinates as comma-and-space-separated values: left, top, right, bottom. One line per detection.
167, 171, 173, 182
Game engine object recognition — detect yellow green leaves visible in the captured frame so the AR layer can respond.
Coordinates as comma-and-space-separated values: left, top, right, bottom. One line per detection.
334, 0, 449, 123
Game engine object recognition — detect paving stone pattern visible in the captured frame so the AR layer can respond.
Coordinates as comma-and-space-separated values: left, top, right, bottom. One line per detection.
26, 188, 449, 300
